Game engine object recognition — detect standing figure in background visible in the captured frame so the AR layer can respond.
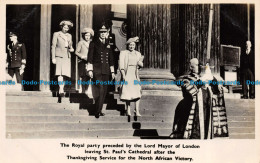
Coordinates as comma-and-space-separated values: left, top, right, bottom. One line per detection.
75, 28, 94, 93
241, 41, 255, 99
105, 19, 120, 93
87, 24, 115, 118
170, 58, 229, 139
51, 20, 74, 97
119, 37, 144, 117
105, 20, 117, 53
6, 31, 27, 90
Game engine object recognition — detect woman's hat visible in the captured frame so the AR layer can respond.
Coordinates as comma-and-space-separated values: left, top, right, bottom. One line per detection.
82, 28, 94, 36
59, 20, 73, 28
126, 36, 139, 44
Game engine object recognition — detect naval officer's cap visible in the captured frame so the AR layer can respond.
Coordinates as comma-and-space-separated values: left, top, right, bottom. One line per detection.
8, 31, 18, 37
99, 23, 108, 32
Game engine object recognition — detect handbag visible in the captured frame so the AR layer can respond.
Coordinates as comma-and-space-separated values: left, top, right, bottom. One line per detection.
86, 79, 93, 99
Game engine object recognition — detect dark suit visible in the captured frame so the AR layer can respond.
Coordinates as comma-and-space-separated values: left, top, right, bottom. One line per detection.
88, 39, 114, 114
240, 50, 255, 97
6, 42, 26, 83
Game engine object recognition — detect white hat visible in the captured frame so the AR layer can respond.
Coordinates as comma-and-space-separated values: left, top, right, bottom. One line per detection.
126, 36, 139, 44
82, 28, 94, 36
59, 20, 73, 28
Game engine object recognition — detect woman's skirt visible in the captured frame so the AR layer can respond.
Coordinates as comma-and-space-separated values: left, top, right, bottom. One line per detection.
120, 66, 141, 101
55, 56, 71, 78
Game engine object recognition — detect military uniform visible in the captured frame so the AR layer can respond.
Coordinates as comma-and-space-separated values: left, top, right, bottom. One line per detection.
88, 38, 114, 115
6, 41, 26, 83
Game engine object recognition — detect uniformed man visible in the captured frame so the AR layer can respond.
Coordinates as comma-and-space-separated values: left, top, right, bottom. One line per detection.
88, 24, 115, 118
6, 32, 26, 86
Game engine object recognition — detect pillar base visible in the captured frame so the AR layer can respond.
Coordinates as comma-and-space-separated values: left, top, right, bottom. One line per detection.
139, 68, 180, 91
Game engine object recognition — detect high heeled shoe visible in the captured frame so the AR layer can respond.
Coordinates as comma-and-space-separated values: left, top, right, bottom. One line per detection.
134, 110, 141, 117
126, 108, 131, 116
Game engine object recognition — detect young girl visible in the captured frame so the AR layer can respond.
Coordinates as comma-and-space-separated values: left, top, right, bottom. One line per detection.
75, 28, 94, 93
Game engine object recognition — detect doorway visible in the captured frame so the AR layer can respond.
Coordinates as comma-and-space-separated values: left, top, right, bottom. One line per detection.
6, 5, 41, 91
50, 5, 77, 92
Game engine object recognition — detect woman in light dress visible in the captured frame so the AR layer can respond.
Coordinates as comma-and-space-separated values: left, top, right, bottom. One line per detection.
119, 37, 144, 116
51, 20, 74, 97
75, 28, 94, 93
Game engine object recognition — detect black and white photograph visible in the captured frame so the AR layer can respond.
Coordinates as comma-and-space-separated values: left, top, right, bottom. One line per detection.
0, 0, 259, 163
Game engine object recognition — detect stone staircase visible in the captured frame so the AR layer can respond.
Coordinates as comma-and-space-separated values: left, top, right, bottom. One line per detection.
6, 91, 255, 139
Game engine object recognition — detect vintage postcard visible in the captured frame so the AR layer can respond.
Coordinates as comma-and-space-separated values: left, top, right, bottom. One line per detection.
0, 0, 259, 162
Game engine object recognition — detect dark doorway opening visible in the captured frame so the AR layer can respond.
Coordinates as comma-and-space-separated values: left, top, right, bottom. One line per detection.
6, 5, 41, 91
92, 4, 111, 38
51, 5, 77, 92
220, 4, 255, 84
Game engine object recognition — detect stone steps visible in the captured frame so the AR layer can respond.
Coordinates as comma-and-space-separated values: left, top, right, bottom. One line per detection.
6, 121, 254, 131
5, 90, 255, 139
6, 129, 173, 139
6, 128, 254, 139
6, 115, 174, 123
5, 115, 254, 123
6, 102, 80, 110
6, 107, 255, 117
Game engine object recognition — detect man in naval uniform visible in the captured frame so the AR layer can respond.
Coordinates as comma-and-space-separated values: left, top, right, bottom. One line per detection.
6, 32, 27, 87
88, 24, 115, 118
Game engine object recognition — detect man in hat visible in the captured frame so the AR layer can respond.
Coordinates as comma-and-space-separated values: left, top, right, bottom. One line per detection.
6, 32, 27, 88
170, 58, 229, 139
241, 41, 255, 99
87, 24, 115, 118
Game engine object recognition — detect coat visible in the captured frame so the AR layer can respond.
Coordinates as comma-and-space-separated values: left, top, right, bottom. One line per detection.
75, 40, 90, 60
119, 50, 143, 81
51, 31, 73, 59
6, 42, 26, 68
87, 39, 114, 75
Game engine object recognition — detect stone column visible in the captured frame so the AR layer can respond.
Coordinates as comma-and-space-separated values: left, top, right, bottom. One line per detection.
171, 4, 220, 76
127, 4, 175, 90
39, 5, 51, 91
79, 5, 93, 37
